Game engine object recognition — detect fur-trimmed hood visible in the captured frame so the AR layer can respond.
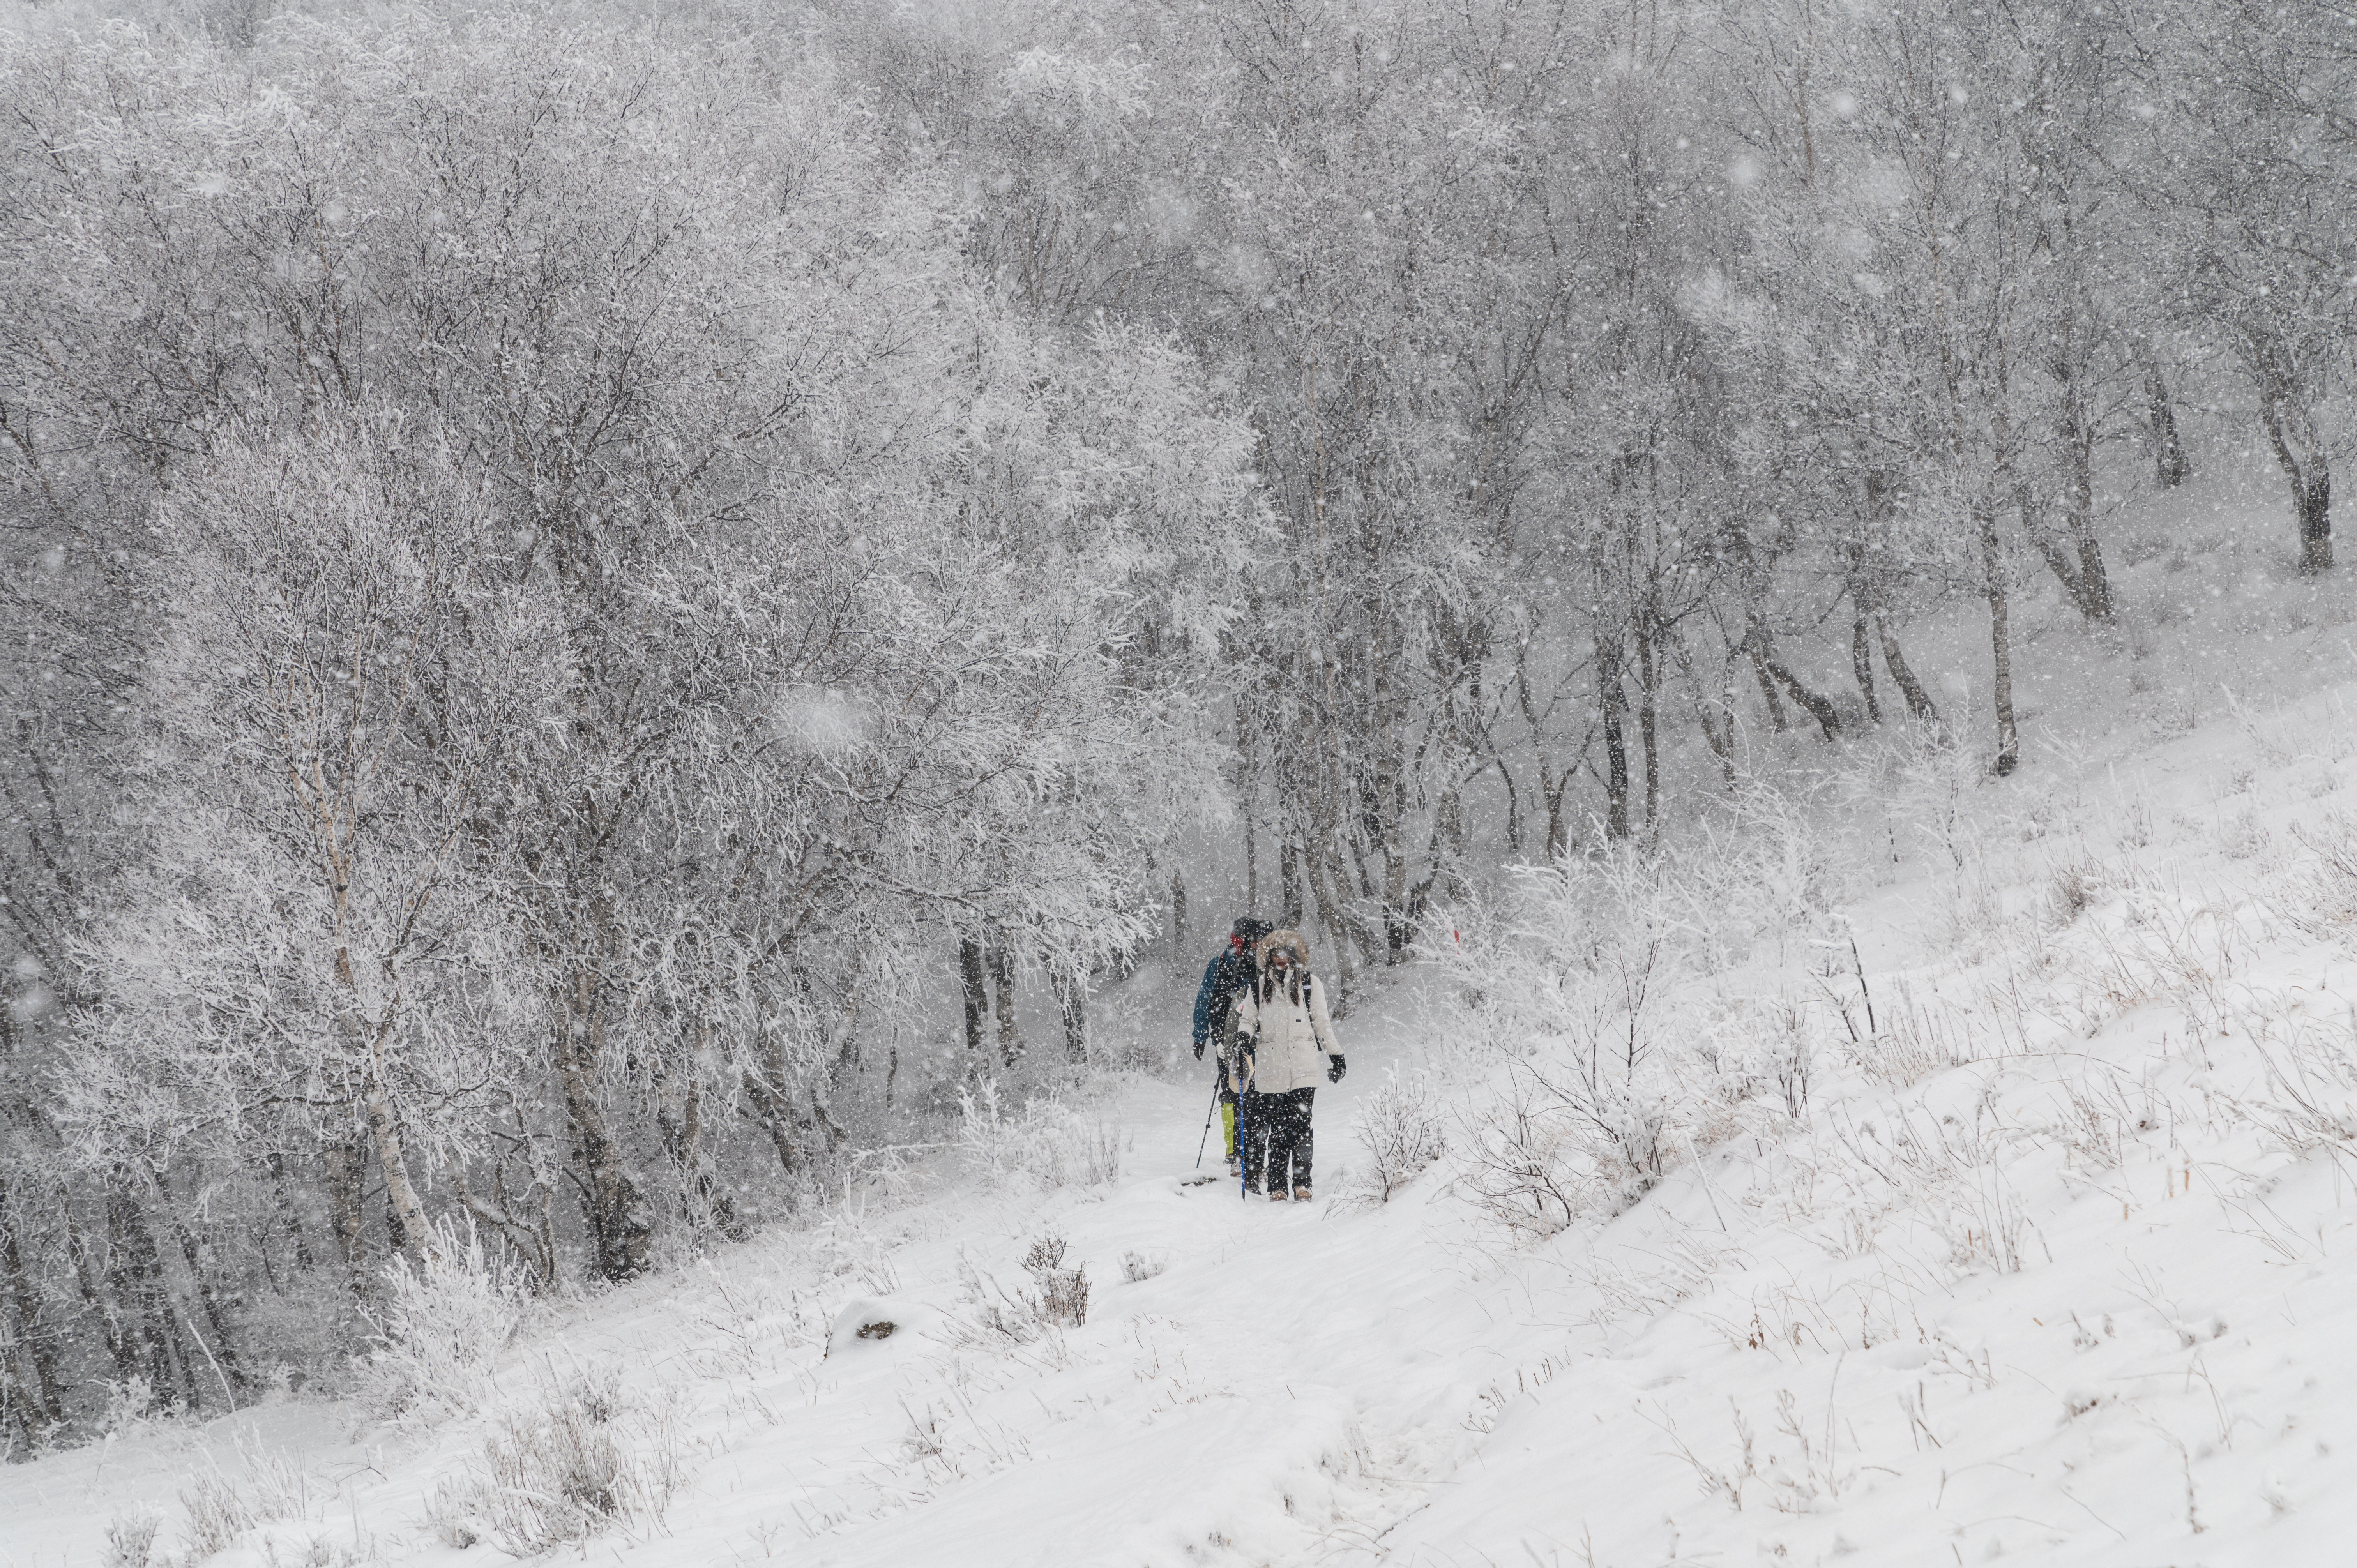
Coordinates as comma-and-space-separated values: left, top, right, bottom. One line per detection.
1254, 929, 1311, 1005
1255, 929, 1309, 972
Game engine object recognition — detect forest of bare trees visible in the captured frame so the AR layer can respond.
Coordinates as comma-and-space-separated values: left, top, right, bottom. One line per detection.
2, 0, 2351, 1450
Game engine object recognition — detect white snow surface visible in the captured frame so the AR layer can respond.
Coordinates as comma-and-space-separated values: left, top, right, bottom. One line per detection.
11, 558, 2357, 1564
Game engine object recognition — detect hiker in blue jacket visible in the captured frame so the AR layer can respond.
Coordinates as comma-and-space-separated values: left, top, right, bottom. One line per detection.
1192, 916, 1271, 1176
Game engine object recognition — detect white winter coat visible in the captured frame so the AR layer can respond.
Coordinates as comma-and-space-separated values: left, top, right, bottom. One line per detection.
1235, 970, 1340, 1095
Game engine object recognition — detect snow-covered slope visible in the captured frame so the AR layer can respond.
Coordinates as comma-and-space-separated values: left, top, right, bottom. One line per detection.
1371, 683, 2357, 1568
10, 482, 2357, 1568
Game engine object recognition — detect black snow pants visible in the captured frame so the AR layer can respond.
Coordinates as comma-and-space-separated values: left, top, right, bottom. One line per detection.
1244, 1087, 1315, 1194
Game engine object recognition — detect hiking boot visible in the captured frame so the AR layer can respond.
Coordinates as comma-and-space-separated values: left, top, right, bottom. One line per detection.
1268, 1188, 1289, 1202
1225, 1157, 1240, 1177
1293, 1187, 1313, 1202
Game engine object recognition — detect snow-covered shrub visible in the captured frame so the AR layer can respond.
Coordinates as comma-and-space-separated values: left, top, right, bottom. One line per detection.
957, 1081, 1122, 1190
1022, 1234, 1090, 1327
177, 1471, 258, 1561
358, 1217, 532, 1425
1435, 858, 1696, 1230
1694, 774, 1844, 944
1701, 999, 1817, 1119
99, 1374, 167, 1436
1040, 1112, 1124, 1189
949, 1236, 1092, 1345
422, 1367, 679, 1555
1354, 1068, 1447, 1202
1454, 1063, 1601, 1237
1119, 1249, 1165, 1283
2046, 858, 2103, 927
101, 1506, 163, 1568
238, 1428, 323, 1519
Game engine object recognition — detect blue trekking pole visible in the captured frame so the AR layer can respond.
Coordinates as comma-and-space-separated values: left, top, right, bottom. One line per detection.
1235, 1044, 1254, 1199
1236, 1091, 1249, 1198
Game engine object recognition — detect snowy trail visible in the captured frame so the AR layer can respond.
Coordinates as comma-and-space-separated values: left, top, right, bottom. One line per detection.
693, 1021, 1511, 1568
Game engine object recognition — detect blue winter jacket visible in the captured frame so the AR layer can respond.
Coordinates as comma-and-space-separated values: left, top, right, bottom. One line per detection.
1191, 948, 1253, 1048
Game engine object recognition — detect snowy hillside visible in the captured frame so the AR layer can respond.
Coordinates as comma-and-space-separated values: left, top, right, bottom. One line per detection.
9, 558, 2357, 1566
14, 3, 2357, 1563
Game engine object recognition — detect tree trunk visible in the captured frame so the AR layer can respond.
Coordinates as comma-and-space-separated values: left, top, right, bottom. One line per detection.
64, 1199, 140, 1386
1051, 961, 1088, 1065
1436, 777, 1467, 889
1595, 631, 1632, 840
555, 968, 651, 1283
1977, 498, 2020, 775
1278, 837, 1304, 928
959, 937, 988, 1056
2059, 394, 2113, 622
106, 1187, 193, 1408
0, 1174, 62, 1437
1746, 637, 1788, 731
988, 938, 1022, 1067
1168, 868, 1188, 973
1751, 616, 1840, 742
150, 1166, 244, 1405
1302, 843, 1360, 1009
2256, 356, 2333, 572
655, 1045, 739, 1240
329, 910, 426, 1265
1242, 798, 1259, 915
452, 1167, 558, 1289
1873, 613, 1941, 728
358, 1070, 425, 1267
2024, 451, 2112, 621
265, 1151, 313, 1274
2144, 357, 2192, 489
1368, 605, 1410, 965
1541, 763, 1575, 861
1850, 609, 1882, 723
1308, 731, 1381, 967
322, 1139, 369, 1298
2042, 310, 2114, 622
1635, 620, 1661, 833
745, 1023, 813, 1183
1492, 753, 1523, 854
2296, 469, 2333, 573
1763, 657, 1843, 742
1665, 625, 1739, 791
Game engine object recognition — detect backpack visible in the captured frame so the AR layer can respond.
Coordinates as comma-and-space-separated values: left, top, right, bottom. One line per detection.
1209, 948, 1255, 1048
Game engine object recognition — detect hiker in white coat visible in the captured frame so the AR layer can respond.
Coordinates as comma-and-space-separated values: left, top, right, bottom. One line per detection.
1232, 929, 1346, 1201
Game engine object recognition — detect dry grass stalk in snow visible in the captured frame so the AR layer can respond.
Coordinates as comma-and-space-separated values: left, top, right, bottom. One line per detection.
177, 1471, 260, 1562
101, 1507, 163, 1568
422, 1365, 680, 1554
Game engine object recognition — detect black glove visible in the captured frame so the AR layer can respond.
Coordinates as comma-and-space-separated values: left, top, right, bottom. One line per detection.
1327, 1054, 1346, 1083
1193, 1039, 1204, 1060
